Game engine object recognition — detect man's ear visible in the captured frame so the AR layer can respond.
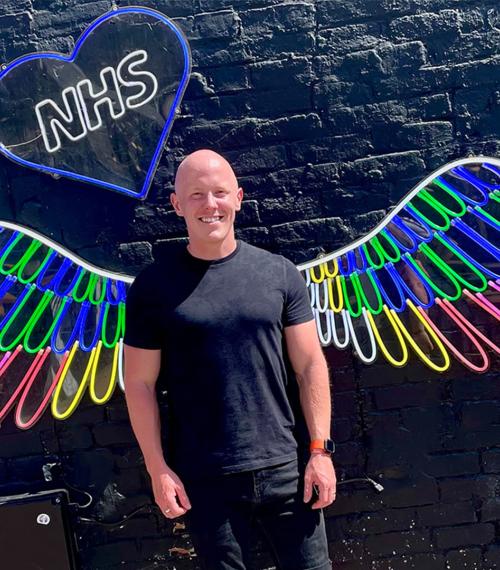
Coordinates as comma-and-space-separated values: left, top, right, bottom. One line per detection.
170, 192, 184, 217
235, 187, 243, 211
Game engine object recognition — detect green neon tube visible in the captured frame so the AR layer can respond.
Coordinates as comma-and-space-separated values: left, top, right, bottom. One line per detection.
362, 242, 385, 270
89, 276, 108, 306
351, 271, 383, 315
420, 240, 487, 293
0, 233, 26, 275
23, 294, 70, 354
340, 275, 363, 318
17, 247, 54, 285
406, 201, 451, 232
0, 285, 41, 351
373, 230, 401, 263
101, 302, 126, 349
429, 180, 467, 217
404, 252, 462, 301
71, 270, 93, 302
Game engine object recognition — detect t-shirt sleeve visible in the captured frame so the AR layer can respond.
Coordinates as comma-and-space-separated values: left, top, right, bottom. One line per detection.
282, 257, 313, 326
123, 267, 163, 349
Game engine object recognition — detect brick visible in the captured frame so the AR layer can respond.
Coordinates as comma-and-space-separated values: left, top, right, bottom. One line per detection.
418, 501, 476, 526
114, 446, 144, 470
332, 417, 356, 443
250, 57, 312, 91
107, 514, 160, 541
271, 217, 350, 246
85, 540, 141, 567
340, 42, 428, 80
371, 553, 445, 570
329, 537, 365, 564
237, 200, 261, 226
481, 498, 500, 522
365, 529, 431, 557
390, 10, 460, 41
193, 9, 240, 40
474, 475, 500, 501
342, 507, 417, 535
189, 39, 249, 67
289, 135, 372, 167
383, 479, 439, 508
461, 401, 500, 429
334, 442, 364, 466
482, 449, 500, 473
372, 121, 453, 152
314, 78, 373, 109
342, 151, 426, 187
119, 241, 153, 270
180, 113, 322, 150
240, 3, 315, 38
452, 375, 500, 401
0, 13, 32, 39
65, 449, 114, 491
92, 423, 135, 446
445, 548, 483, 569
208, 65, 250, 93
434, 523, 495, 549
485, 546, 500, 569
373, 382, 444, 410
329, 488, 385, 517
424, 452, 479, 477
0, 432, 44, 458
226, 145, 288, 174
439, 478, 475, 503
401, 405, 457, 451
317, 22, 382, 56
184, 86, 311, 121
235, 226, 270, 246
317, 0, 411, 26
130, 206, 185, 239
6, 455, 50, 483
58, 425, 94, 451
244, 31, 315, 60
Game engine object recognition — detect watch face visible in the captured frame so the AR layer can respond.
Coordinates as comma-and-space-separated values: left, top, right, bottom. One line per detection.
326, 439, 335, 453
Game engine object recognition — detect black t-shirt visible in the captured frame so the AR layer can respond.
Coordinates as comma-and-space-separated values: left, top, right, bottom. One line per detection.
124, 240, 313, 480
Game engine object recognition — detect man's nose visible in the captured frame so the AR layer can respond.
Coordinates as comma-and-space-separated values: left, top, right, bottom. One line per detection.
204, 192, 217, 208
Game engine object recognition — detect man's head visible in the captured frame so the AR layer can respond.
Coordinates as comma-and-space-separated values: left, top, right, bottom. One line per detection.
171, 150, 243, 251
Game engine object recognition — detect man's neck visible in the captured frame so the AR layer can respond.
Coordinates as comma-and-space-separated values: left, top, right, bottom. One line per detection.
187, 237, 238, 261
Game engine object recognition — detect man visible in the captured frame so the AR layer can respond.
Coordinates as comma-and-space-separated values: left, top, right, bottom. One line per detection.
124, 149, 336, 570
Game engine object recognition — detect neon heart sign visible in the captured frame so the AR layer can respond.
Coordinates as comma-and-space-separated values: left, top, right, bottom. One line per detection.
0, 7, 191, 199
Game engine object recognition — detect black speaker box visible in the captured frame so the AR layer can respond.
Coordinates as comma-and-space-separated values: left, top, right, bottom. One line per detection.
0, 490, 77, 570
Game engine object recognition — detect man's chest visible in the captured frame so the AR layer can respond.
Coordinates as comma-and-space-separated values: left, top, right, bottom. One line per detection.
161, 269, 287, 335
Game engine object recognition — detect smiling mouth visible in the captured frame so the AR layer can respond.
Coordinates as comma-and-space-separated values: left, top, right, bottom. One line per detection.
199, 216, 223, 223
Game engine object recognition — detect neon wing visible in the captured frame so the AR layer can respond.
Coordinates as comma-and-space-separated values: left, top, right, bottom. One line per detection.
299, 157, 500, 373
0, 222, 132, 429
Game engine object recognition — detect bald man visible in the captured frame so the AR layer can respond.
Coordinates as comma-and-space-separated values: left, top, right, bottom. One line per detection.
124, 150, 336, 570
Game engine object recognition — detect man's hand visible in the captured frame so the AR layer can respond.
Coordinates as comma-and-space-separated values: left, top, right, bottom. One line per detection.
303, 454, 337, 509
150, 464, 192, 519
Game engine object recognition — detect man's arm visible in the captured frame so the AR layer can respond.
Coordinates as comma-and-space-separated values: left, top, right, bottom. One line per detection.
284, 320, 336, 509
124, 345, 191, 518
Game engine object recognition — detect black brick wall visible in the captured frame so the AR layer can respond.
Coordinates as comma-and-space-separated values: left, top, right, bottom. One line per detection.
0, 1, 499, 569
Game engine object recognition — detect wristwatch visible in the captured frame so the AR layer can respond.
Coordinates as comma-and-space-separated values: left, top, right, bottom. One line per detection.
310, 439, 335, 454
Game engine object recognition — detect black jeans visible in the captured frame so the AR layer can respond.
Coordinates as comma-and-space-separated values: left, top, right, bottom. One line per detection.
183, 458, 331, 570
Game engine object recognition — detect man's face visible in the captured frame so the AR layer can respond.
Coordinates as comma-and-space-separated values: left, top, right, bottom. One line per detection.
171, 160, 243, 245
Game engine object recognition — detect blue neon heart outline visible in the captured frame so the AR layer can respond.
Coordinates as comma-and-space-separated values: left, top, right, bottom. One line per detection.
0, 6, 191, 199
